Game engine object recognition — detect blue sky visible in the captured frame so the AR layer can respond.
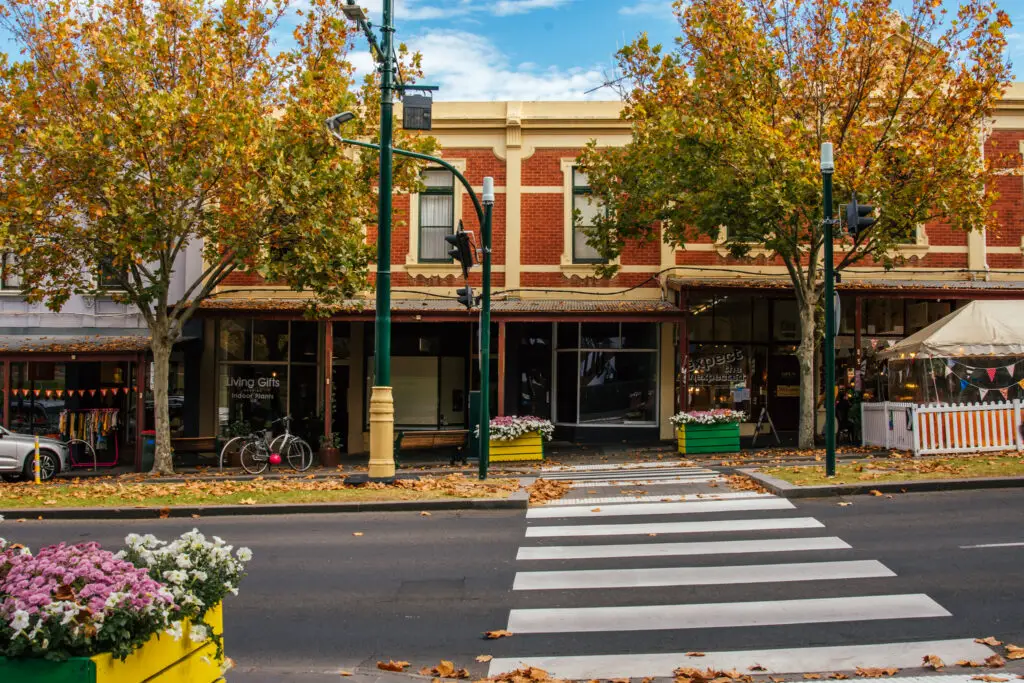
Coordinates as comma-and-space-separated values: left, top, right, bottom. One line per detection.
1, 0, 1021, 100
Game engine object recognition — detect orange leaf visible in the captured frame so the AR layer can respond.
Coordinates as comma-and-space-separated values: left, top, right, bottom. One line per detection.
376, 660, 410, 672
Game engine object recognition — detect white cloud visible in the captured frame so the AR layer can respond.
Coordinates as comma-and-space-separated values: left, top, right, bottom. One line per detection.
492, 0, 572, 17
354, 0, 572, 21
353, 27, 612, 100
618, 1, 674, 16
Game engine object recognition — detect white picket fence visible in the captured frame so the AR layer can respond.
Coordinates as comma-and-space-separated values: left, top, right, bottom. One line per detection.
861, 400, 1024, 456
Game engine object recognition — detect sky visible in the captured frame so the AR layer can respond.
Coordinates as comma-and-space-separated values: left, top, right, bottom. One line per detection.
0, 0, 1021, 101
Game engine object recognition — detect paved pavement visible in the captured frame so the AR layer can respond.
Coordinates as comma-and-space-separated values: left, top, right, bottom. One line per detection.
4, 465, 1023, 681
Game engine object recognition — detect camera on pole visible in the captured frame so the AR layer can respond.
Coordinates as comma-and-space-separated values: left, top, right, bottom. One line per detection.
445, 220, 475, 278
845, 192, 876, 238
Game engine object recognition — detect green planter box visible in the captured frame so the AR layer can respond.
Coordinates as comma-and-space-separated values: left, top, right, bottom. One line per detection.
677, 422, 741, 455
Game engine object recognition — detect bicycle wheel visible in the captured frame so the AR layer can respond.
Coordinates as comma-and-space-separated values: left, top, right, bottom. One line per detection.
66, 439, 97, 471
239, 441, 269, 475
219, 436, 246, 469
269, 432, 288, 454
284, 438, 313, 472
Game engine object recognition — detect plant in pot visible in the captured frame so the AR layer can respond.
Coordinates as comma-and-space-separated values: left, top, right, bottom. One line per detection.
318, 432, 342, 467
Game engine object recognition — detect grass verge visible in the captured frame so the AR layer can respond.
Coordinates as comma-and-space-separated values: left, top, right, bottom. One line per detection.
0, 475, 519, 509
763, 453, 1024, 486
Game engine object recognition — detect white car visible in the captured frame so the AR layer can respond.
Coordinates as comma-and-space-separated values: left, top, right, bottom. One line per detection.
0, 427, 70, 482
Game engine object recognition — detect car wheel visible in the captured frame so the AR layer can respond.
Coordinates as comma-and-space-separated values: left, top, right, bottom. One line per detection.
22, 450, 59, 482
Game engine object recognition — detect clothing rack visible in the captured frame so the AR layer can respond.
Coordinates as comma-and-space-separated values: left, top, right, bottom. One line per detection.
59, 409, 120, 467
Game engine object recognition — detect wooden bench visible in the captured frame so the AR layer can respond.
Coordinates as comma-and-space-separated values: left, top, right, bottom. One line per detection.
394, 429, 469, 466
171, 436, 221, 466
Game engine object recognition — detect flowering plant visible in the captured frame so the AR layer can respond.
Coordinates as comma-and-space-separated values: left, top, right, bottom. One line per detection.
669, 409, 747, 427
482, 416, 555, 442
121, 529, 251, 659
0, 539, 176, 661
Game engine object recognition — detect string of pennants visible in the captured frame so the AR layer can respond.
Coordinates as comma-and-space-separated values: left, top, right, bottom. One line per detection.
8, 387, 133, 398
939, 358, 1024, 401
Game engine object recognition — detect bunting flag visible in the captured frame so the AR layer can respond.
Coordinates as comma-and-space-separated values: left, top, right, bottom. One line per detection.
1000, 388, 1010, 400
980, 388, 989, 400
887, 340, 897, 347
87, 389, 96, 397
944, 364, 953, 377
960, 379, 969, 391
1019, 378, 1024, 390
78, 389, 86, 397
100, 388, 108, 397
33, 389, 40, 397
1008, 364, 1016, 375
44, 390, 53, 398
55, 389, 63, 398
987, 367, 998, 382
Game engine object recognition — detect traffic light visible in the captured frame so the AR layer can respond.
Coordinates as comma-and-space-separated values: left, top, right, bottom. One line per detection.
445, 220, 474, 278
845, 192, 876, 238
457, 285, 475, 310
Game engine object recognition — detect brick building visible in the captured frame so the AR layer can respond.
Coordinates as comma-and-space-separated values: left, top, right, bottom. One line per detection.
189, 91, 1024, 454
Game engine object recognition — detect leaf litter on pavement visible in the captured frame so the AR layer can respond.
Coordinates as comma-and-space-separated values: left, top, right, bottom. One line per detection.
377, 660, 410, 672
420, 660, 469, 679
526, 479, 570, 505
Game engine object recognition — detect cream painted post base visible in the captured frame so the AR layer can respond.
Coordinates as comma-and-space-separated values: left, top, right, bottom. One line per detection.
368, 386, 396, 481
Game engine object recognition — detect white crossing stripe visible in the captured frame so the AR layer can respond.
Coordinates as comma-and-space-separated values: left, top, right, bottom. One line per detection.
960, 541, 1024, 549
527, 497, 793, 518
541, 462, 697, 472
568, 476, 721, 488
505, 593, 950, 634
525, 516, 824, 538
517, 536, 851, 561
513, 559, 895, 590
545, 492, 772, 506
542, 467, 713, 480
486, 638, 995, 678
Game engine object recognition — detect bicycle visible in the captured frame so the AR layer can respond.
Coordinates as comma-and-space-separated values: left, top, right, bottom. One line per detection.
268, 416, 313, 472
65, 438, 98, 471
237, 418, 313, 475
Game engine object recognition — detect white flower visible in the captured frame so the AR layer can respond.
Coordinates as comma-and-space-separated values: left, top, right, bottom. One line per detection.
162, 569, 188, 584
236, 547, 253, 562
165, 621, 184, 640
10, 610, 30, 634
175, 554, 192, 569
224, 582, 238, 596
191, 570, 208, 582
189, 623, 208, 642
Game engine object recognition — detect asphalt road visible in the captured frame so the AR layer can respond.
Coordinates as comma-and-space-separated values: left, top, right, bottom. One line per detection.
4, 484, 1023, 681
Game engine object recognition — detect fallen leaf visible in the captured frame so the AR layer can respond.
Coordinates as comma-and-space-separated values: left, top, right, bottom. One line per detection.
923, 655, 945, 670
238, 497, 257, 505
158, 507, 170, 518
804, 674, 821, 680
854, 667, 898, 678
686, 652, 706, 657
837, 501, 852, 507
476, 655, 493, 663
769, 677, 785, 683
972, 677, 1009, 682
609, 679, 630, 683
986, 655, 1006, 668
484, 629, 513, 639
827, 674, 849, 680
352, 532, 363, 536
976, 637, 1003, 647
648, 533, 658, 537
339, 671, 353, 676
420, 511, 432, 517
958, 661, 986, 667
1006, 645, 1024, 660
591, 507, 601, 512
420, 660, 468, 679
191, 513, 201, 519
749, 665, 767, 672
377, 660, 410, 672
868, 490, 883, 496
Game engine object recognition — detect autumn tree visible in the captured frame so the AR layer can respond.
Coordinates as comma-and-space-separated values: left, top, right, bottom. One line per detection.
0, 0, 436, 473
578, 0, 1011, 448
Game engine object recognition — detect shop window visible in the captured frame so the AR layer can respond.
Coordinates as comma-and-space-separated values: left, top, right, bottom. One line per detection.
219, 320, 250, 362
688, 295, 715, 341
687, 344, 752, 416
571, 168, 605, 263
0, 252, 20, 291
252, 320, 289, 362
418, 169, 455, 263
218, 364, 287, 434
864, 299, 904, 336
712, 296, 752, 341
773, 300, 800, 341
555, 322, 658, 426
290, 321, 319, 363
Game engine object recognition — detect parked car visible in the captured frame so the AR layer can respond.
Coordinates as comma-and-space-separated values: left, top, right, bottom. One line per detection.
0, 427, 70, 482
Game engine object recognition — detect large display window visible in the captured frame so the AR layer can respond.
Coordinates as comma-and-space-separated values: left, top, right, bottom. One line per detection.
554, 322, 658, 426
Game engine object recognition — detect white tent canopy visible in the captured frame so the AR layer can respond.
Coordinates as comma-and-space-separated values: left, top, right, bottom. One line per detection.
877, 300, 1024, 359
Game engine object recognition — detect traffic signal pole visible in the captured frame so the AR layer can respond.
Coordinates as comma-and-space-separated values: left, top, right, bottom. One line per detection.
821, 143, 837, 477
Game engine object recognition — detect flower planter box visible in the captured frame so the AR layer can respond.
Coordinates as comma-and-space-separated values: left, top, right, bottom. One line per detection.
489, 431, 544, 461
0, 604, 224, 683
677, 422, 740, 455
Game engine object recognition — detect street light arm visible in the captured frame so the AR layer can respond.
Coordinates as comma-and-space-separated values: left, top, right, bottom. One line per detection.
326, 130, 486, 226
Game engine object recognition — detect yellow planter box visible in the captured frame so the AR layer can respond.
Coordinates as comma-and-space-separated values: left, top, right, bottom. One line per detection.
0, 603, 224, 683
489, 431, 544, 461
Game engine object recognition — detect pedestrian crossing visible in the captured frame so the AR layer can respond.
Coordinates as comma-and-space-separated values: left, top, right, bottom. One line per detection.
490, 463, 997, 679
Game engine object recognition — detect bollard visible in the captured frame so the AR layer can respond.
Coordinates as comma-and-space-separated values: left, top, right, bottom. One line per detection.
33, 435, 41, 484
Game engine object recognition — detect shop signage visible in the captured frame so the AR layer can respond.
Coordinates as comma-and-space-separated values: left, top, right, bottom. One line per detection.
687, 348, 745, 385
226, 375, 281, 401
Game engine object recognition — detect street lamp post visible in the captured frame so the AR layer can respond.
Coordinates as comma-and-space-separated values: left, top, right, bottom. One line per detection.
821, 142, 837, 477
478, 177, 494, 480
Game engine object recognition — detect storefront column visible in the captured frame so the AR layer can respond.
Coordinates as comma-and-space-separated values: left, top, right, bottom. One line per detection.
497, 322, 506, 416
679, 290, 689, 411
347, 322, 365, 454
2, 359, 8, 429
135, 353, 146, 472
324, 321, 333, 441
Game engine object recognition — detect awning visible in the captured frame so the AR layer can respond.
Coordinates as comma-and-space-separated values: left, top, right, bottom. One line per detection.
878, 300, 1024, 359
667, 276, 1024, 296
0, 333, 152, 354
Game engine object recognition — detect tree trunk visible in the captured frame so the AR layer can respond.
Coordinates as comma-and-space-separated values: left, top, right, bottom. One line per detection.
796, 294, 818, 450
150, 326, 175, 476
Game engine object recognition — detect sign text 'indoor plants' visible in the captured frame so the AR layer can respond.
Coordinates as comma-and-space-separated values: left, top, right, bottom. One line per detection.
670, 409, 745, 455
0, 519, 251, 682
